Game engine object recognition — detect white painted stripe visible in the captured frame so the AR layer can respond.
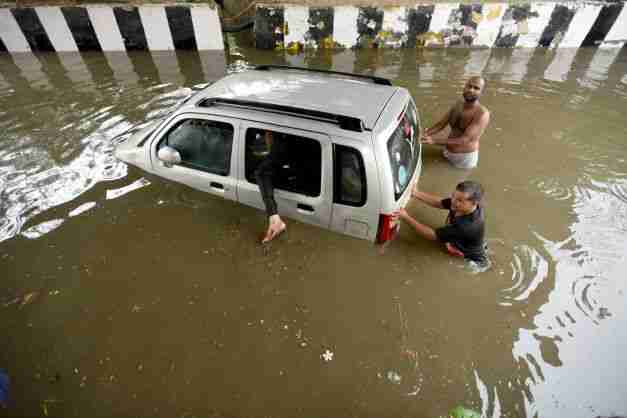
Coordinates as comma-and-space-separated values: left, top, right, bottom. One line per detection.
382, 7, 408, 34
138, 6, 175, 51
516, 2, 556, 48
600, 5, 627, 48
284, 5, 308, 47
429, 3, 458, 33
474, 3, 506, 47
191, 6, 224, 50
151, 51, 183, 85
583, 47, 622, 85
502, 49, 534, 83
0, 8, 31, 52
104, 51, 138, 85
198, 51, 226, 82
558, 4, 602, 48
35, 6, 78, 52
86, 6, 125, 51
464, 49, 492, 76
332, 6, 359, 48
330, 49, 355, 73
544, 48, 577, 82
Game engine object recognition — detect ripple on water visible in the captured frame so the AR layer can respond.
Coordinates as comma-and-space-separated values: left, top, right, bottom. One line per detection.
500, 244, 549, 305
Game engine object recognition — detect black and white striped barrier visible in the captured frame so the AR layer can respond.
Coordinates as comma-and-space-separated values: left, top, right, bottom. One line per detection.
255, 2, 627, 50
0, 4, 223, 53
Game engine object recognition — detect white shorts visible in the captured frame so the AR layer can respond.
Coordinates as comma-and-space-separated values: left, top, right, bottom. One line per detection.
443, 149, 479, 169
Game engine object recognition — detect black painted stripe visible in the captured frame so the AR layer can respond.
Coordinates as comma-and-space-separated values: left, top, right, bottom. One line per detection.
176, 50, 204, 86
127, 51, 160, 87
356, 7, 383, 47
407, 5, 434, 47
80, 51, 115, 88
165, 6, 197, 50
539, 5, 575, 47
254, 6, 284, 50
114, 7, 148, 51
11, 7, 55, 51
0, 36, 7, 52
308, 8, 333, 46
582, 2, 625, 47
37, 53, 75, 91
61, 7, 101, 51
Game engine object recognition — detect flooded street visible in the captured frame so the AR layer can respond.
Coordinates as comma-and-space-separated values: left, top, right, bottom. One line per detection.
1, 42, 627, 418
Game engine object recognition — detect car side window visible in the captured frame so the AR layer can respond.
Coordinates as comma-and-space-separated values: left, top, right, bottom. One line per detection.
159, 119, 234, 176
334, 144, 366, 206
245, 128, 321, 197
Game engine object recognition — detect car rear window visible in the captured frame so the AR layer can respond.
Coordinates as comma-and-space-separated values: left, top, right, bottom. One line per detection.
334, 145, 366, 206
387, 100, 420, 201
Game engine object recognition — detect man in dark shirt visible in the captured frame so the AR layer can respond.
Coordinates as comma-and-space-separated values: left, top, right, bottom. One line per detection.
255, 130, 287, 243
395, 181, 488, 264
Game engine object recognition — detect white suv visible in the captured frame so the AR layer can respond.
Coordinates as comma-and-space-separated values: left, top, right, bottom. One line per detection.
115, 65, 422, 244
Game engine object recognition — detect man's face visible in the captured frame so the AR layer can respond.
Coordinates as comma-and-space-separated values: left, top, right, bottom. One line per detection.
463, 78, 484, 103
451, 190, 476, 214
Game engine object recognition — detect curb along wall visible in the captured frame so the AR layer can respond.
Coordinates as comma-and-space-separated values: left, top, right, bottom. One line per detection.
0, 3, 223, 53
255, 2, 627, 50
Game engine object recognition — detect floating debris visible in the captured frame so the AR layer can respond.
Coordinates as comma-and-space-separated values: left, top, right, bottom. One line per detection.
386, 370, 402, 384
321, 349, 334, 362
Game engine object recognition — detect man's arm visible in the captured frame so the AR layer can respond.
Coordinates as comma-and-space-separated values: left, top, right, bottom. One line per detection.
397, 209, 437, 241
412, 190, 445, 209
431, 110, 490, 147
423, 107, 452, 137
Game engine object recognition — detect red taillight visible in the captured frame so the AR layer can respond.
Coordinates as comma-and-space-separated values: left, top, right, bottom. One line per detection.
376, 214, 399, 244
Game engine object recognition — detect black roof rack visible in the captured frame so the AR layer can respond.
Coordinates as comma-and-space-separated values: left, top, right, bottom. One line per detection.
198, 97, 365, 132
255, 64, 393, 86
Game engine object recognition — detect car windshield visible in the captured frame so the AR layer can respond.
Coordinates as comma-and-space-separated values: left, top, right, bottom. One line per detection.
387, 100, 420, 200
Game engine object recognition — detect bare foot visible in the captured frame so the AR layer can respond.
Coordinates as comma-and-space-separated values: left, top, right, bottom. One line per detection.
262, 215, 286, 244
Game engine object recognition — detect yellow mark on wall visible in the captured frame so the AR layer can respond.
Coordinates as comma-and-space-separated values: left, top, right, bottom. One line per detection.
471, 11, 483, 25
486, 5, 503, 21
416, 31, 444, 47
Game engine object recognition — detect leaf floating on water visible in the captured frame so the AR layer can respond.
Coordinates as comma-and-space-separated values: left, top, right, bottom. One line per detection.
19, 291, 39, 308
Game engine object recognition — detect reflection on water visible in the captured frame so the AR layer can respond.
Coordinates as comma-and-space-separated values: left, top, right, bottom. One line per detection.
1, 47, 626, 418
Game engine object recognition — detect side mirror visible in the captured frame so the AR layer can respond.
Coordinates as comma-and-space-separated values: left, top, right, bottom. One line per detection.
157, 146, 182, 167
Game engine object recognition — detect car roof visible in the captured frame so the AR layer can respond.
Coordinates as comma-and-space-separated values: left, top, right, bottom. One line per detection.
195, 67, 400, 131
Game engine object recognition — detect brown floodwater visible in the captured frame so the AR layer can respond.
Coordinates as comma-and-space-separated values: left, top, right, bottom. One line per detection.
1, 43, 626, 418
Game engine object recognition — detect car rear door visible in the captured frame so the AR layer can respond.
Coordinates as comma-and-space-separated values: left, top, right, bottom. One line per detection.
236, 122, 333, 230
148, 113, 239, 201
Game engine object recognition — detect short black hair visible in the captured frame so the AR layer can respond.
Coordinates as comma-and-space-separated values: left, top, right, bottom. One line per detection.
456, 180, 484, 203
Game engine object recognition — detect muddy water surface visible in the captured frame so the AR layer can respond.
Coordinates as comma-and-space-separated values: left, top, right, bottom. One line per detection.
1, 45, 626, 418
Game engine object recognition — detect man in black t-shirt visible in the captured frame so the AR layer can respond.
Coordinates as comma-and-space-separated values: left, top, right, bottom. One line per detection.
254, 130, 287, 243
395, 181, 488, 264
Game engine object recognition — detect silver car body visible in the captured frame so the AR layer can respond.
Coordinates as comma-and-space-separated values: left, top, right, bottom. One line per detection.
115, 66, 422, 243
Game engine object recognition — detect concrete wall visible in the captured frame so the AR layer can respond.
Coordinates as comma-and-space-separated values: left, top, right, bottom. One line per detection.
254, 2, 627, 49
0, 3, 223, 53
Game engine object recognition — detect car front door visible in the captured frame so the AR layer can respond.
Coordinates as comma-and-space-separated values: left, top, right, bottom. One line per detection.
148, 113, 238, 201
236, 123, 333, 230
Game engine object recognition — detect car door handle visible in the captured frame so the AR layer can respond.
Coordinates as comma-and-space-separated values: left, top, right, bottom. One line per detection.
210, 181, 224, 190
297, 203, 314, 213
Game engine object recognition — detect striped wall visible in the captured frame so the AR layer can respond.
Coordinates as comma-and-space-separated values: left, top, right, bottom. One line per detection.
255, 1, 627, 49
0, 4, 223, 53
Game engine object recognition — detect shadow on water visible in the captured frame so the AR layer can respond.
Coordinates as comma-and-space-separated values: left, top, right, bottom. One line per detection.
1, 45, 627, 418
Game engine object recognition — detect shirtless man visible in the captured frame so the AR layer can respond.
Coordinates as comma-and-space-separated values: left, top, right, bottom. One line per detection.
421, 76, 490, 169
